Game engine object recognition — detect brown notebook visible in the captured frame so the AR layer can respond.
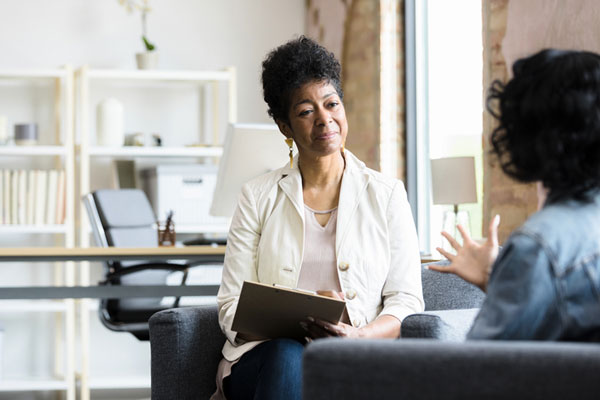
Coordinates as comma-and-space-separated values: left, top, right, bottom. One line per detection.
231, 281, 346, 341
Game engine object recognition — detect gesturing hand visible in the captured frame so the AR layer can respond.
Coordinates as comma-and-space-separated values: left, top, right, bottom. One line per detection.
428, 215, 501, 292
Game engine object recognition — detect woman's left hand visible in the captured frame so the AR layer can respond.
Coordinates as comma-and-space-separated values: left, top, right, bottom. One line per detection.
300, 290, 363, 339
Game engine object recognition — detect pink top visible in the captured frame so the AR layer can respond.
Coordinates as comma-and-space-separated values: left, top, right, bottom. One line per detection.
296, 205, 341, 292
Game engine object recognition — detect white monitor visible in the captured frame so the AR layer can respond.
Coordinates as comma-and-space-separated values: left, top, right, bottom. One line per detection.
210, 123, 291, 217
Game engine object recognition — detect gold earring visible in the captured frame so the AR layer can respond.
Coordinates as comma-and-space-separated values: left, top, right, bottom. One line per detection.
341, 140, 346, 153
285, 138, 294, 168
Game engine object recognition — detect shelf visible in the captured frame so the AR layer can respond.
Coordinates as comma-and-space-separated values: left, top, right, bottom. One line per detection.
0, 225, 68, 234
0, 146, 66, 156
86, 69, 231, 82
87, 146, 223, 158
0, 69, 68, 79
0, 300, 68, 312
87, 376, 150, 389
0, 379, 68, 392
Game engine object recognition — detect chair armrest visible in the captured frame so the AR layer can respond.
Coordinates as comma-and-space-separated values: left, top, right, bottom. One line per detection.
303, 338, 600, 400
401, 308, 479, 341
149, 305, 226, 400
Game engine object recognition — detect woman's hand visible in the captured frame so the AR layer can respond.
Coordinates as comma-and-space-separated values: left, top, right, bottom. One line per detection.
428, 215, 501, 292
301, 317, 363, 339
300, 290, 362, 339
301, 290, 401, 339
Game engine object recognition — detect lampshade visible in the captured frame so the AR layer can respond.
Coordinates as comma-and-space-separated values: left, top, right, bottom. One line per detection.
430, 156, 477, 205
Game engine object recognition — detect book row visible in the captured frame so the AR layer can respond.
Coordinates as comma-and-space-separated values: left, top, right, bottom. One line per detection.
0, 169, 66, 226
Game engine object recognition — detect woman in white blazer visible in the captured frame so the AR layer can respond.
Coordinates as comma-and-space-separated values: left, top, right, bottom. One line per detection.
212, 36, 424, 400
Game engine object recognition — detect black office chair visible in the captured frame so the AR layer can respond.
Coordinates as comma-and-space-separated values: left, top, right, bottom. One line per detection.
83, 189, 223, 341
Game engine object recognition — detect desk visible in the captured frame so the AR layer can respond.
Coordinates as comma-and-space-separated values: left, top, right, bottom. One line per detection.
0, 246, 225, 399
0, 246, 225, 299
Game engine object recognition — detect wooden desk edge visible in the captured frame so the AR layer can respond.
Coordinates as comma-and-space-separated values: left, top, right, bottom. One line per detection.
0, 246, 226, 258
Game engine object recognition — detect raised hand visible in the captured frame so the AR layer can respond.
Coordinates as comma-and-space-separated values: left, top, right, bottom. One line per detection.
428, 215, 501, 292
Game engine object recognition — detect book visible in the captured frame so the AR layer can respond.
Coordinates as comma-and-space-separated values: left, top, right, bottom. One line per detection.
231, 281, 346, 341
10, 170, 18, 224
55, 170, 65, 225
26, 170, 36, 225
45, 170, 58, 226
2, 170, 9, 224
17, 170, 26, 224
34, 170, 47, 225
0, 170, 3, 224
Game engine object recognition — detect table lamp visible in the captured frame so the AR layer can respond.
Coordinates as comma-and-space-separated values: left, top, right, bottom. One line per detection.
430, 156, 477, 248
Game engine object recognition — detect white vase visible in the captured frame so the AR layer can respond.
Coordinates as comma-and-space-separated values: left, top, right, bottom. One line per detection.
136, 51, 159, 69
96, 98, 124, 147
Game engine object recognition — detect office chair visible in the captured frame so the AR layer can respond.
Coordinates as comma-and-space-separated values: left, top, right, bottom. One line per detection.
83, 189, 224, 341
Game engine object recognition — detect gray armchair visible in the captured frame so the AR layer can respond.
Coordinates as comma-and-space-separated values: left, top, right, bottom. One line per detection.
149, 263, 484, 399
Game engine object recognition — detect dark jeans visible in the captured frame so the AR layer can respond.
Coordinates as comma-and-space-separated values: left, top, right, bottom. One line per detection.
223, 338, 304, 400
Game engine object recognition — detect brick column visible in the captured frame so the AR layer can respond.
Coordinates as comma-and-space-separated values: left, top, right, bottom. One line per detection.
482, 0, 537, 242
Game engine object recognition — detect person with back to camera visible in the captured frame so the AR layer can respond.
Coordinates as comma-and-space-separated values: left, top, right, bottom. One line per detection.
429, 49, 600, 341
211, 36, 424, 399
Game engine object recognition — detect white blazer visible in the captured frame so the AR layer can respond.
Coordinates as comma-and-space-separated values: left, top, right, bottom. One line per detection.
217, 150, 424, 361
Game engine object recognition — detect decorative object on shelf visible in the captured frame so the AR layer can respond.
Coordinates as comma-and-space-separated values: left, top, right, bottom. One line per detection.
430, 156, 477, 250
119, 0, 158, 69
124, 132, 145, 146
124, 132, 162, 146
0, 115, 7, 145
14, 123, 38, 146
96, 98, 124, 146
151, 132, 162, 146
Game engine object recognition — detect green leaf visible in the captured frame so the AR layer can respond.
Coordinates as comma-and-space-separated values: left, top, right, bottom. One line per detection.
142, 36, 156, 51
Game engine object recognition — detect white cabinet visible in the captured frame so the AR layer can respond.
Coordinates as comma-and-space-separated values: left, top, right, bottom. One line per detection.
0, 68, 76, 399
75, 67, 236, 399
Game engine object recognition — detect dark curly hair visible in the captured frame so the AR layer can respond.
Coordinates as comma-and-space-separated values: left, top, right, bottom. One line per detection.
487, 49, 600, 203
261, 36, 343, 125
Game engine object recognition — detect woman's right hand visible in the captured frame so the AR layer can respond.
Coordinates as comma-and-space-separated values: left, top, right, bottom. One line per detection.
428, 215, 501, 292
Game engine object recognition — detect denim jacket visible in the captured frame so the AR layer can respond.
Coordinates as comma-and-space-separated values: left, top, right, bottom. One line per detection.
468, 193, 600, 341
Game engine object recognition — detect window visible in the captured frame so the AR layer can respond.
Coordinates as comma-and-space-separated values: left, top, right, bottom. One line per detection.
405, 0, 483, 254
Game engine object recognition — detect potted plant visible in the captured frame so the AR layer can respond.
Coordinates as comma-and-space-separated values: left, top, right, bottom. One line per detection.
119, 0, 158, 69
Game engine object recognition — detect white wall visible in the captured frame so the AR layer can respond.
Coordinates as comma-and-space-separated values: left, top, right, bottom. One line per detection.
0, 0, 306, 123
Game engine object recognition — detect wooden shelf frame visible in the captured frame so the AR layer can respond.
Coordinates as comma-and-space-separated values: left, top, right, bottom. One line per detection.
75, 66, 236, 400
0, 67, 77, 400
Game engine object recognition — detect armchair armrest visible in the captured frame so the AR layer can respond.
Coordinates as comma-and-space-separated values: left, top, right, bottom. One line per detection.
149, 305, 225, 400
401, 308, 479, 341
303, 338, 600, 400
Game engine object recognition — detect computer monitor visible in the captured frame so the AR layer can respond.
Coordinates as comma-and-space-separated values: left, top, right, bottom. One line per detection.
210, 123, 292, 217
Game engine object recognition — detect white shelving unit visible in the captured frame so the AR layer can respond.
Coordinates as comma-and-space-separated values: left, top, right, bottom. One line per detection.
0, 68, 76, 400
75, 66, 236, 399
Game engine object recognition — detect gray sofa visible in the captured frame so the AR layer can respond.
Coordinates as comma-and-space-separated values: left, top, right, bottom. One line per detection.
149, 264, 485, 399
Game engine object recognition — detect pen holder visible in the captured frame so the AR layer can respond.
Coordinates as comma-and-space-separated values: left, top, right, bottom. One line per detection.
158, 221, 176, 247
